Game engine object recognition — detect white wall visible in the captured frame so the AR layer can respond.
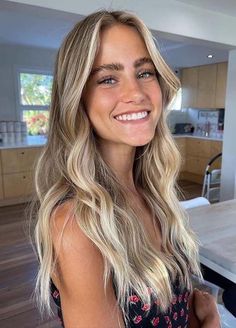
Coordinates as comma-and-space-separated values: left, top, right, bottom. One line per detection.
7, 0, 236, 47
220, 49, 236, 200
0, 44, 56, 121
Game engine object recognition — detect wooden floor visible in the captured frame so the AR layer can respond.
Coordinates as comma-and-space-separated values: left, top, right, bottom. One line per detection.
178, 179, 203, 200
0, 204, 61, 328
0, 180, 202, 328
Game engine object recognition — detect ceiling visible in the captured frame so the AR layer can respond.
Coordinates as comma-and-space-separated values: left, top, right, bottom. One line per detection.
0, 0, 233, 69
175, 0, 236, 18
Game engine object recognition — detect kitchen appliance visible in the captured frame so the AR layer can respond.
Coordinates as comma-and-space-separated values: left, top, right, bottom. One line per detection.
173, 123, 194, 135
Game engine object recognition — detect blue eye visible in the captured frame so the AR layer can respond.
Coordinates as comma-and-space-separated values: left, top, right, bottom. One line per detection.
98, 77, 116, 85
138, 71, 155, 79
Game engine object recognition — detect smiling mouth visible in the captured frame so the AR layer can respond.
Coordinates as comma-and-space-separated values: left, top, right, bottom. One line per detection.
114, 111, 150, 121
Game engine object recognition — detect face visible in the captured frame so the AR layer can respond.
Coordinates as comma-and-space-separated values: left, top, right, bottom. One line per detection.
83, 24, 162, 150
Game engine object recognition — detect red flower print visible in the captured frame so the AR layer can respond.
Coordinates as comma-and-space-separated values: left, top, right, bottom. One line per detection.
178, 294, 183, 303
142, 303, 151, 311
184, 292, 189, 302
180, 308, 185, 317
151, 317, 160, 326
129, 295, 140, 303
173, 312, 178, 320
53, 290, 59, 299
133, 315, 142, 324
167, 324, 172, 328
164, 316, 170, 324
172, 295, 177, 304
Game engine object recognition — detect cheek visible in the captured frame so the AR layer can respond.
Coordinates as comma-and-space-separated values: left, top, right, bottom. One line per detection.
86, 90, 118, 120
151, 84, 162, 108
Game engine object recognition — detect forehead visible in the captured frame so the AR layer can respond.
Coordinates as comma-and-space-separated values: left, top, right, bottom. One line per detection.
93, 23, 150, 66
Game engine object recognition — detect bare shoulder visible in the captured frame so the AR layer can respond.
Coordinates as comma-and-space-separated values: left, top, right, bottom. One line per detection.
50, 200, 103, 285
50, 200, 124, 328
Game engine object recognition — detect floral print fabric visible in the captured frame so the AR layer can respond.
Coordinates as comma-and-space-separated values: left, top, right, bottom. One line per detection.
50, 280, 190, 327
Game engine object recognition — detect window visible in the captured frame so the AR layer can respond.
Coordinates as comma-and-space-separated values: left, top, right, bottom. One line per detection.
168, 88, 182, 110
18, 70, 53, 135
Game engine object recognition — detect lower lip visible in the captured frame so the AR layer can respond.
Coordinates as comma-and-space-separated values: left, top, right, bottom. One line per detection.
114, 113, 150, 124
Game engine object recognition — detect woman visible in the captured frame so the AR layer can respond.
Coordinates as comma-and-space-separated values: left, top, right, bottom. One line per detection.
34, 10, 220, 327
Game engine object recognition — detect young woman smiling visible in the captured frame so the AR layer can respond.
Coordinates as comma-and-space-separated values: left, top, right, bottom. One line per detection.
33, 10, 220, 328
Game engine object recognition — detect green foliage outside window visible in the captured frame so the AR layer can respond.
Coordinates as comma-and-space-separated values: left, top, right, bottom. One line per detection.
20, 72, 52, 135
20, 73, 53, 106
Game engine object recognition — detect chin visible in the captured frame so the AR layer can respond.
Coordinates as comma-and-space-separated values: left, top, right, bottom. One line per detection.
129, 134, 154, 147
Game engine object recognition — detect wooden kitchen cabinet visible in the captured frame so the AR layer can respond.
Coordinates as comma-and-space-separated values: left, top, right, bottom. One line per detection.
175, 137, 186, 172
179, 138, 222, 184
186, 138, 212, 158
181, 67, 198, 108
215, 62, 228, 108
181, 62, 227, 109
1, 147, 41, 174
185, 156, 208, 176
3, 172, 33, 199
0, 146, 42, 205
197, 64, 217, 108
0, 174, 3, 200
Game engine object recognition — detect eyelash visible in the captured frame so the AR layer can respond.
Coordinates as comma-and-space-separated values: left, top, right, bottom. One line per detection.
138, 70, 156, 79
97, 69, 157, 85
97, 76, 116, 85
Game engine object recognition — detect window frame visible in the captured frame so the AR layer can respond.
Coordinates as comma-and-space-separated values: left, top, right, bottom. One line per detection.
16, 67, 53, 120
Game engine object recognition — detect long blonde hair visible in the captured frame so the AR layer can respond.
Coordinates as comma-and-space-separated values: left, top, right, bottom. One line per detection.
34, 10, 201, 319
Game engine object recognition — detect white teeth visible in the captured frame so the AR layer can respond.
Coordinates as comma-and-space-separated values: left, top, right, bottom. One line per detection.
115, 111, 148, 121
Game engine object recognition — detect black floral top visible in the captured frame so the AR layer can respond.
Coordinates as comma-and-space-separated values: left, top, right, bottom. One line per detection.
51, 279, 190, 327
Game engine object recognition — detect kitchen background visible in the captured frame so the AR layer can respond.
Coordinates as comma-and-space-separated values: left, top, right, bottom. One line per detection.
0, 0, 236, 202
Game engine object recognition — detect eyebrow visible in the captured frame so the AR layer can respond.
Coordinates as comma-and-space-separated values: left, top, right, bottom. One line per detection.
90, 57, 154, 76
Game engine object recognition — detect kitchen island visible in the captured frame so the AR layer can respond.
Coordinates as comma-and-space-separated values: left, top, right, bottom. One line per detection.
188, 199, 236, 283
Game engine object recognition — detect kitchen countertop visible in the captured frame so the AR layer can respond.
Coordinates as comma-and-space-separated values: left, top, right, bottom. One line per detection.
173, 134, 223, 141
0, 133, 223, 149
0, 135, 47, 149
188, 199, 236, 283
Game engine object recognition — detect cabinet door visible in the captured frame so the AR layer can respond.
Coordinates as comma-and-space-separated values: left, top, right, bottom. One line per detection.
0, 174, 3, 200
181, 67, 198, 108
1, 147, 42, 174
3, 172, 34, 198
175, 138, 186, 171
185, 156, 208, 175
186, 138, 211, 159
215, 62, 227, 108
197, 64, 217, 108
210, 141, 222, 157
210, 141, 222, 170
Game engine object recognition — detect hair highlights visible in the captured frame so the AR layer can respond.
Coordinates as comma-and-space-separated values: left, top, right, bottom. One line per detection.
33, 10, 201, 320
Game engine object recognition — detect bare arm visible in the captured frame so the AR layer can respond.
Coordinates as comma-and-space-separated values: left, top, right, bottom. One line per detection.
51, 202, 125, 328
189, 289, 221, 328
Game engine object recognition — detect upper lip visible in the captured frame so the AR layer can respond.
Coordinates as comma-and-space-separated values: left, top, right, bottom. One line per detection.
113, 110, 151, 117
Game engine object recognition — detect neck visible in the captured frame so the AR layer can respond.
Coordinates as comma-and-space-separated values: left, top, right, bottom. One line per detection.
97, 139, 137, 192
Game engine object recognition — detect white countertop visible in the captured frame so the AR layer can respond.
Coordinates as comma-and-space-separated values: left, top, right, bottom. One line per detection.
188, 199, 236, 283
0, 135, 47, 149
0, 133, 223, 149
173, 134, 223, 141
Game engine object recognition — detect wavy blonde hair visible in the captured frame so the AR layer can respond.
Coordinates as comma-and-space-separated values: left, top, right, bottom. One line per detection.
34, 10, 201, 320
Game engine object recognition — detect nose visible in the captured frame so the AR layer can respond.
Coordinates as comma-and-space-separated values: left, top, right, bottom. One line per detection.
120, 77, 147, 104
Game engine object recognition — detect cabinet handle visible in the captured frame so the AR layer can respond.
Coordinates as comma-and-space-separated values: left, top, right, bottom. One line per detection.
21, 152, 25, 155
23, 176, 26, 179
